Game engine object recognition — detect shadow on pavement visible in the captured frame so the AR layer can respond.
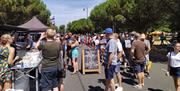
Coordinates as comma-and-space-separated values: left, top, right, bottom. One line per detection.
148, 88, 163, 91
88, 86, 104, 91
121, 71, 135, 79
123, 78, 137, 86
121, 72, 138, 86
98, 79, 106, 86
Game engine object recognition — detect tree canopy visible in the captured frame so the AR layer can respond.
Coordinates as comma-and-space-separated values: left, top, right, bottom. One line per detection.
58, 25, 65, 33
67, 19, 94, 34
69, 0, 180, 33
0, 0, 51, 26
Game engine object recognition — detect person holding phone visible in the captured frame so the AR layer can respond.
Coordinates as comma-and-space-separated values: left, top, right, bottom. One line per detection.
36, 29, 62, 91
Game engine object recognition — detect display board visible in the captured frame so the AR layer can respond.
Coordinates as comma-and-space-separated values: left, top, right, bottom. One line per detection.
82, 48, 101, 74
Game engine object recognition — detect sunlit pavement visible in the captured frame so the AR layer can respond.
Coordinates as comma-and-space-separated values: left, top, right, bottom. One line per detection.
64, 45, 175, 91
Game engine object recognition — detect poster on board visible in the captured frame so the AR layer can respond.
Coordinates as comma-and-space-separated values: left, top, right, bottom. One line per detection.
82, 48, 101, 74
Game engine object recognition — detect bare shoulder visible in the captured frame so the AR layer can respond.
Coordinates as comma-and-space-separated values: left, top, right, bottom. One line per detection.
9, 47, 15, 52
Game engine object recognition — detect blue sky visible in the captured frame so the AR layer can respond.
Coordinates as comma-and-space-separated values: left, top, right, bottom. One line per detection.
43, 0, 106, 26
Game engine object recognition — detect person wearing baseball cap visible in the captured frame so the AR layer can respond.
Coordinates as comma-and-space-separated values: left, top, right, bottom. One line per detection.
104, 28, 113, 34
103, 28, 118, 91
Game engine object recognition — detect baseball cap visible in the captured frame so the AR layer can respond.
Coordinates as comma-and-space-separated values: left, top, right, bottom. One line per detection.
104, 28, 113, 34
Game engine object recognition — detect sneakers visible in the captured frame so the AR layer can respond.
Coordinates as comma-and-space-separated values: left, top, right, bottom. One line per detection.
146, 75, 151, 79
115, 84, 123, 91
145, 73, 151, 79
115, 86, 123, 91
133, 84, 142, 89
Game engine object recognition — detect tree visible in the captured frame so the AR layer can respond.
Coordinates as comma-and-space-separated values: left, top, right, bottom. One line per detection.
0, 0, 51, 25
90, 2, 109, 32
90, 0, 170, 33
90, 0, 135, 32
58, 25, 65, 33
126, 0, 168, 32
162, 0, 180, 32
114, 14, 126, 32
67, 19, 94, 34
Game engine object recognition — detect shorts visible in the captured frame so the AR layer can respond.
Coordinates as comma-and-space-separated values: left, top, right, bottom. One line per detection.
40, 67, 60, 91
95, 45, 99, 50
105, 65, 116, 80
71, 49, 79, 58
115, 61, 121, 73
170, 67, 180, 77
134, 61, 145, 73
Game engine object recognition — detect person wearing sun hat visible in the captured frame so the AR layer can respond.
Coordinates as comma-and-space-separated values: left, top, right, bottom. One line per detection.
103, 28, 118, 91
131, 33, 150, 89
99, 33, 107, 62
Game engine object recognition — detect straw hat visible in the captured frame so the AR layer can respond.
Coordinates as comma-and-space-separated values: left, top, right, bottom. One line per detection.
140, 34, 146, 39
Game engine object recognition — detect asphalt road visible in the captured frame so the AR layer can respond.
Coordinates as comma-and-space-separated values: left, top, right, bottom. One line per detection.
64, 63, 175, 91
19, 45, 174, 91
64, 45, 175, 91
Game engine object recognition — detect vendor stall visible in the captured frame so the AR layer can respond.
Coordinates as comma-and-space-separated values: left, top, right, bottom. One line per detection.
11, 50, 42, 91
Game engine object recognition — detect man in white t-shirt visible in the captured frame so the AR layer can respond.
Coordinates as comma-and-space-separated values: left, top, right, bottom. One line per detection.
114, 33, 123, 91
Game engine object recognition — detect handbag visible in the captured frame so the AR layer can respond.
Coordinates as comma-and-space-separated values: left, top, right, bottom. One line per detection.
59, 68, 66, 78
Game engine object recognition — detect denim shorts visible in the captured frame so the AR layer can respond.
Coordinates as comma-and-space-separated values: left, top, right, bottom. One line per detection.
40, 67, 60, 91
134, 61, 145, 73
170, 67, 180, 77
105, 65, 116, 80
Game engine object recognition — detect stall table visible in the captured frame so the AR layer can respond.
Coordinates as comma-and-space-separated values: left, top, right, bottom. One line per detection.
11, 51, 42, 91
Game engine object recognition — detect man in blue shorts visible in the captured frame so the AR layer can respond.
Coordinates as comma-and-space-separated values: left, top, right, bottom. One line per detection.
131, 33, 149, 89
104, 28, 118, 91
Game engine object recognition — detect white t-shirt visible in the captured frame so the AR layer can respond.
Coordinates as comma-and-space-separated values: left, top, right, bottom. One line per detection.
124, 39, 131, 48
99, 39, 107, 49
117, 39, 123, 52
78, 37, 81, 42
144, 40, 151, 60
94, 39, 99, 46
92, 36, 97, 42
167, 52, 180, 67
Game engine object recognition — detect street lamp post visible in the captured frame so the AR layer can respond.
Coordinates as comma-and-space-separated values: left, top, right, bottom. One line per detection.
83, 7, 88, 19
50, 16, 55, 26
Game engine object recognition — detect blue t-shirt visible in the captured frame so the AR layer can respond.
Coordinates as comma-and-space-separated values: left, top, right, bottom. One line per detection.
104, 38, 118, 65
27, 38, 33, 49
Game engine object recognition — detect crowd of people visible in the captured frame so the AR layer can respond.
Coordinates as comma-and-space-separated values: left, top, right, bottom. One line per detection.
0, 28, 179, 91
